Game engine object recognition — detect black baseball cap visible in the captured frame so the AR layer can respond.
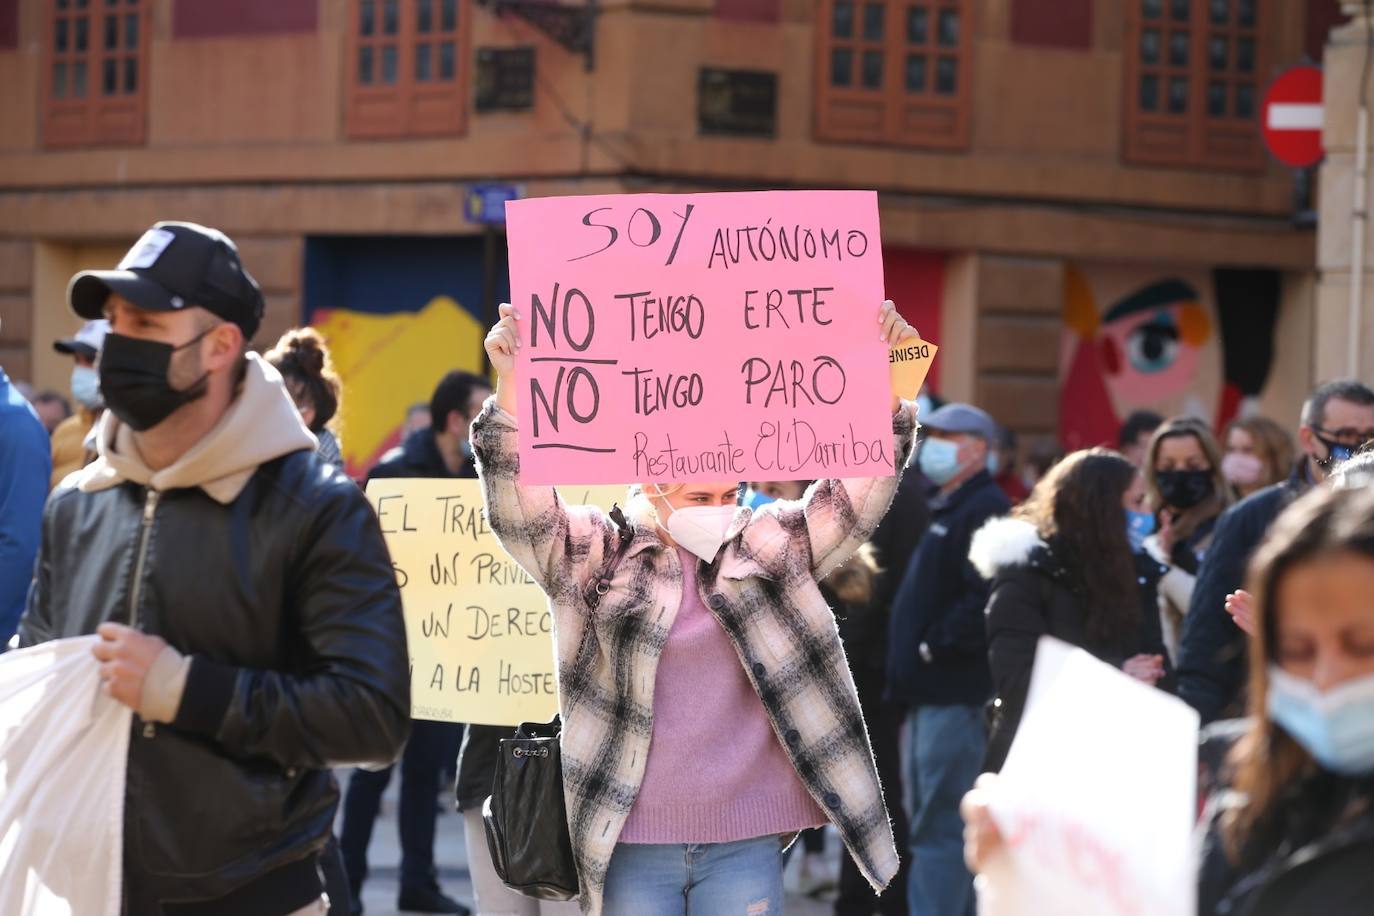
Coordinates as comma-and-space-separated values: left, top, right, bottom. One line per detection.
68, 221, 265, 340
53, 319, 110, 359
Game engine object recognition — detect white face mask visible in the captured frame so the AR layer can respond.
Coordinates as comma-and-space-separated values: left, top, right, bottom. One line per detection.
657, 500, 737, 563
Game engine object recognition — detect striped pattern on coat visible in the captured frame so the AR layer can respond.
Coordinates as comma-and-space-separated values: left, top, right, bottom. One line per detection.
472, 400, 917, 916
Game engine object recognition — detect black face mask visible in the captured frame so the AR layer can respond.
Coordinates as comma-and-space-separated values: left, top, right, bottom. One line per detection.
1156, 469, 1214, 510
1313, 432, 1367, 470
98, 330, 212, 432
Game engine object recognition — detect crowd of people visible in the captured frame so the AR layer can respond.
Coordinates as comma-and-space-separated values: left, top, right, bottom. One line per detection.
1, 219, 1372, 916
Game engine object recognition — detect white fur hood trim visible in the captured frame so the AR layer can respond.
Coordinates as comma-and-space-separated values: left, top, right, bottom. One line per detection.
969, 516, 1046, 580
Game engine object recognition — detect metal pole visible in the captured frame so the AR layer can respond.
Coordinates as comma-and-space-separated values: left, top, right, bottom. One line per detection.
1350, 0, 1374, 376
1351, 104, 1369, 377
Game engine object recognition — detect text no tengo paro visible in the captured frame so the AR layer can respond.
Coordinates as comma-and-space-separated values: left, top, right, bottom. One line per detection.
526, 282, 850, 438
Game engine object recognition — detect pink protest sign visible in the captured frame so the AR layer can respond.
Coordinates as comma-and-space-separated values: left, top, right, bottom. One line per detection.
507, 190, 893, 485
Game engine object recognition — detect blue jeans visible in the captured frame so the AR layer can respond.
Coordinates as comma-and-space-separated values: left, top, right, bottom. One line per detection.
905, 705, 985, 916
603, 836, 784, 916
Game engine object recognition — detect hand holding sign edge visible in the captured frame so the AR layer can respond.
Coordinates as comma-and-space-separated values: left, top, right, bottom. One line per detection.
488, 302, 520, 414
879, 299, 921, 414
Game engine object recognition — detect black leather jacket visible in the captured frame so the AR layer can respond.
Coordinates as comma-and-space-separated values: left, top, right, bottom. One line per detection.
19, 450, 411, 914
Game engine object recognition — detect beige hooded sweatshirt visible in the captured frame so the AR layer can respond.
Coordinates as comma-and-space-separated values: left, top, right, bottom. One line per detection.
77, 352, 318, 504
74, 353, 319, 722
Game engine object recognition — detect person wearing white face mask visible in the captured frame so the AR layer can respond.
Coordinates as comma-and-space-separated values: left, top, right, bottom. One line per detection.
49, 319, 109, 490
474, 300, 921, 916
962, 482, 1374, 916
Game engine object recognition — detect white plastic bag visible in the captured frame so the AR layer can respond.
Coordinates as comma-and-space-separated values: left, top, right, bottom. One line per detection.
0, 636, 131, 916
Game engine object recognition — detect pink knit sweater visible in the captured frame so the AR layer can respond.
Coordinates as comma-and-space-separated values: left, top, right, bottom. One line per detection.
619, 546, 828, 844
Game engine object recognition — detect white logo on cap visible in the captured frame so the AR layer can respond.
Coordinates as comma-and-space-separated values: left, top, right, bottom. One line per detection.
118, 228, 176, 270
170, 296, 184, 309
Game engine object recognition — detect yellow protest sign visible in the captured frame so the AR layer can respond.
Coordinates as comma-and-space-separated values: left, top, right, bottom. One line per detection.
367, 478, 625, 726
889, 337, 938, 400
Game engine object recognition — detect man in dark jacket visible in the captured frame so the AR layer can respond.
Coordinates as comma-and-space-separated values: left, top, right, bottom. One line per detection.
18, 222, 411, 915
1176, 379, 1374, 724
339, 370, 490, 915
886, 403, 1010, 916
834, 461, 931, 916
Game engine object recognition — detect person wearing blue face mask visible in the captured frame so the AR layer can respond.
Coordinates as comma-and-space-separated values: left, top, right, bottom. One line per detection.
743, 479, 807, 510
50, 319, 109, 490
885, 403, 1011, 916
1196, 481, 1374, 915
1176, 379, 1374, 726
969, 448, 1172, 773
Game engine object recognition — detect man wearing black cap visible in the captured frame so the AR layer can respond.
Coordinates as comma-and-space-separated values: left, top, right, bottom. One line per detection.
49, 318, 109, 488
885, 403, 1010, 916
17, 221, 411, 915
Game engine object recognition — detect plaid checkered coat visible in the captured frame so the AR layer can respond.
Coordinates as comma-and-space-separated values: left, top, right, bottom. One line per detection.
472, 401, 917, 916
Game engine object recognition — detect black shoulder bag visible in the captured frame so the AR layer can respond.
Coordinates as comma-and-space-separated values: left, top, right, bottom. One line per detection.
482, 506, 634, 901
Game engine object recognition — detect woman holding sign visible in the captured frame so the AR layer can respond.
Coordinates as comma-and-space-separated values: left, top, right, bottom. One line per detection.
474, 301, 919, 916
962, 469, 1374, 916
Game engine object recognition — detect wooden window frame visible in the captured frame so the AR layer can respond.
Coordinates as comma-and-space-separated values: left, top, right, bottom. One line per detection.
1123, 0, 1268, 172
346, 0, 472, 139
814, 0, 972, 150
43, 0, 151, 149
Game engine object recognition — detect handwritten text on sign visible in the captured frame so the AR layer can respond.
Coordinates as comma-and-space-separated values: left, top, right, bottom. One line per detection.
367, 478, 622, 726
507, 191, 894, 485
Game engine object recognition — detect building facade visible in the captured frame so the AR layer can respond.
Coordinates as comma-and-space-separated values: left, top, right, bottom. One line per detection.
0, 0, 1343, 473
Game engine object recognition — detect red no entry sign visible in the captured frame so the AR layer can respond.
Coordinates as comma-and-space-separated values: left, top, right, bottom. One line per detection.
1262, 66, 1324, 169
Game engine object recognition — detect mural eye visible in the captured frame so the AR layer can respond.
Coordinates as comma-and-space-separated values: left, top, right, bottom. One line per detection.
1125, 322, 1179, 374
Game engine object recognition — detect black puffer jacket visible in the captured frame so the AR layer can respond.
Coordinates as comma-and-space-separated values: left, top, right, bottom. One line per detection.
1197, 721, 1374, 915
19, 451, 411, 914
971, 517, 1171, 772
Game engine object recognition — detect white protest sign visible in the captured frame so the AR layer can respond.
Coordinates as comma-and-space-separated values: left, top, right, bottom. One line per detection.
979, 637, 1199, 916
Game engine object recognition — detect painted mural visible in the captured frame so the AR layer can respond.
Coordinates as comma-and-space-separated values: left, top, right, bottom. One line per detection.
1059, 264, 1281, 451
302, 236, 505, 478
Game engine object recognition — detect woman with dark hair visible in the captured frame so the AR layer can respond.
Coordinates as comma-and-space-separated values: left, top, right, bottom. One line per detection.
265, 328, 344, 471
969, 448, 1172, 772
963, 483, 1374, 915
1143, 417, 1234, 662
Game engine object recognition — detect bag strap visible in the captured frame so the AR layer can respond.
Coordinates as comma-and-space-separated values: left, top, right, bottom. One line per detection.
584, 504, 634, 609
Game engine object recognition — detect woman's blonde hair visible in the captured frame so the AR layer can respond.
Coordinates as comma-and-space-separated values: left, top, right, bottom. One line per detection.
625, 483, 683, 524
1143, 416, 1234, 540
1224, 415, 1296, 491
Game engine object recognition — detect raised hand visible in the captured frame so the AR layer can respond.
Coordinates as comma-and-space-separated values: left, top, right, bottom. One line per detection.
1225, 589, 1256, 637
878, 299, 920, 413
486, 302, 520, 412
